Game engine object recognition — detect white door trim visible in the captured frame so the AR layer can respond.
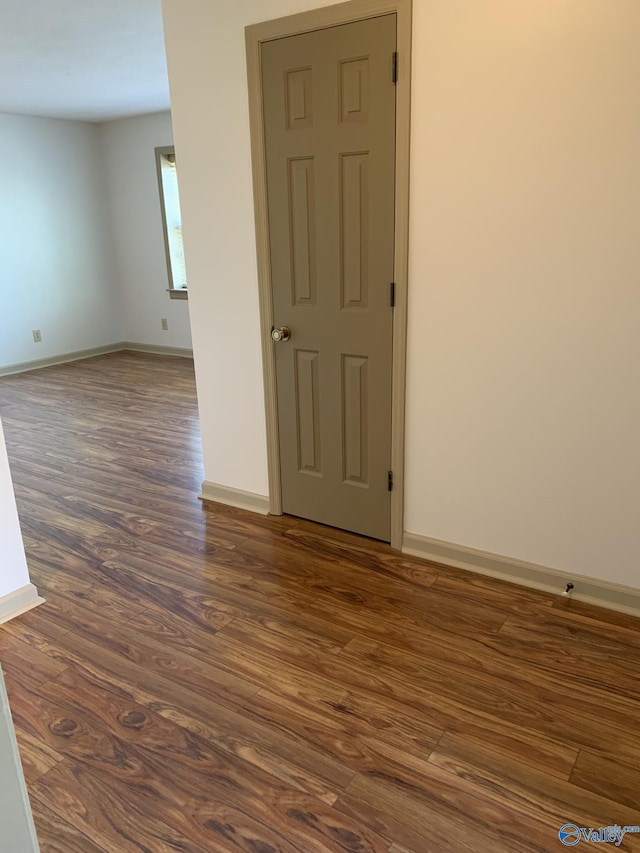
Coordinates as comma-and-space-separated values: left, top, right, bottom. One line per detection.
245, 0, 412, 549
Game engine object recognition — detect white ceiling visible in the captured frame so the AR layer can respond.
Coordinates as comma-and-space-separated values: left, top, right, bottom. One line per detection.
0, 0, 171, 123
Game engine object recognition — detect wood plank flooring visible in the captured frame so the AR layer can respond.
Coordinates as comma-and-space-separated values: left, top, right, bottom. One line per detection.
1, 351, 639, 852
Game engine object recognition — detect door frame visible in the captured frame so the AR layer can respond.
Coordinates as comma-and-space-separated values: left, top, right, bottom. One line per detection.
246, 0, 412, 549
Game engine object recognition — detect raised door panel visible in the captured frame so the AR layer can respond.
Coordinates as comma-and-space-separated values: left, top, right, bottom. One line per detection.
340, 57, 370, 124
288, 158, 317, 306
285, 68, 313, 130
294, 350, 322, 475
340, 152, 370, 310
342, 355, 369, 485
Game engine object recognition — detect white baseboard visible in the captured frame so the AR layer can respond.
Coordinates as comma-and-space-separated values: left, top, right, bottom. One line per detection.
199, 481, 270, 515
0, 584, 44, 625
0, 342, 193, 376
403, 532, 640, 619
121, 342, 194, 359
0, 344, 124, 377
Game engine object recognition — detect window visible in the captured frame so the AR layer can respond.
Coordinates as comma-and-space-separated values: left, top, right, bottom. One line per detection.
155, 146, 187, 299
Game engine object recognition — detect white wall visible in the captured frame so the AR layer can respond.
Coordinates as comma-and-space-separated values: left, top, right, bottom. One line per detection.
404, 0, 640, 589
0, 113, 123, 368
0, 668, 39, 853
162, 0, 640, 590
0, 419, 31, 600
100, 111, 192, 350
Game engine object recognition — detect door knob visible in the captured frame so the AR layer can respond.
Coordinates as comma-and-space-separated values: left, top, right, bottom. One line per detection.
271, 326, 291, 343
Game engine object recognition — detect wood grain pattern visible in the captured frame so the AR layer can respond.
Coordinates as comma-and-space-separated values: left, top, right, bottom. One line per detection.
570, 750, 640, 811
29, 798, 106, 853
15, 726, 64, 784
427, 733, 640, 848
0, 351, 638, 852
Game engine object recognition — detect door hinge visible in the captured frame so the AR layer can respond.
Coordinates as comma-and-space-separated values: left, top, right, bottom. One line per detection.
392, 52, 398, 84
390, 282, 396, 308
388, 471, 394, 492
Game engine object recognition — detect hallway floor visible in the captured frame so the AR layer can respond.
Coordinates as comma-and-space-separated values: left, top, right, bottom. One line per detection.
0, 351, 639, 852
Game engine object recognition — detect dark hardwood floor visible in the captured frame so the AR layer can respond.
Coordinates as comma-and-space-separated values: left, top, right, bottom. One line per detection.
0, 351, 639, 852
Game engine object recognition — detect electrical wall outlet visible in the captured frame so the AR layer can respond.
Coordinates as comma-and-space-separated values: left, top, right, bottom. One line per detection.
32, 330, 42, 343
161, 318, 169, 331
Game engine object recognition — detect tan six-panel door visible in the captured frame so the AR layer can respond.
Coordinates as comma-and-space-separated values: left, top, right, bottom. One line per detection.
262, 14, 397, 541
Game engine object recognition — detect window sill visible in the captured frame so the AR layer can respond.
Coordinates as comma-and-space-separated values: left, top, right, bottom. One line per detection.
168, 289, 188, 301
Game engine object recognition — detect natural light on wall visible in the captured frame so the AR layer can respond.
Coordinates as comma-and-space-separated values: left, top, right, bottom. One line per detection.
155, 146, 187, 299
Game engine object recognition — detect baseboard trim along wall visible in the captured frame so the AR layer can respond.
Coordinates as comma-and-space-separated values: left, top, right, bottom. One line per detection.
0, 584, 44, 626
0, 344, 124, 377
403, 532, 640, 619
0, 342, 194, 376
120, 342, 194, 359
199, 481, 270, 516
